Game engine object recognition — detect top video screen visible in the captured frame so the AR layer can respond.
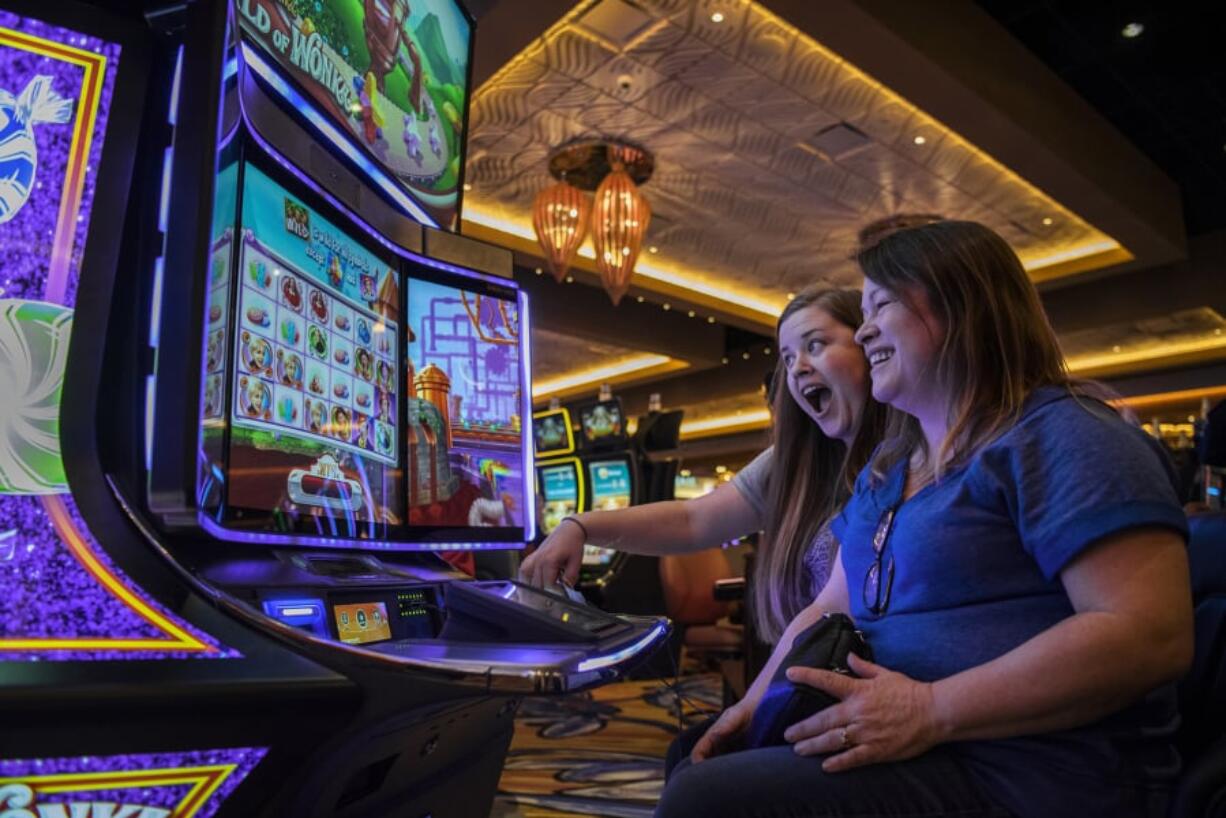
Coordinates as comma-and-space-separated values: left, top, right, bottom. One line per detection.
237, 0, 472, 230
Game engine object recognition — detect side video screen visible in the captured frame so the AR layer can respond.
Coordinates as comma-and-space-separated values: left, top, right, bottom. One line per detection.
221, 162, 403, 531
403, 270, 526, 534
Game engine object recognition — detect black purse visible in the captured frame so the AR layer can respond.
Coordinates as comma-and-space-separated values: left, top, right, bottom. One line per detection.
745, 613, 872, 748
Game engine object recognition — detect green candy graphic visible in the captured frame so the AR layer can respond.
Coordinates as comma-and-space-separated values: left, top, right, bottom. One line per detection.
0, 299, 74, 494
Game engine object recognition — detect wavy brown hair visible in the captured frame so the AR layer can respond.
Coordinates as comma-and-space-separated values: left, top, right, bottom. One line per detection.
751, 286, 891, 642
855, 220, 1100, 480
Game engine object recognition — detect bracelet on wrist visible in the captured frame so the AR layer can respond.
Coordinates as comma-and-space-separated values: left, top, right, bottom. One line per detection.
562, 515, 589, 541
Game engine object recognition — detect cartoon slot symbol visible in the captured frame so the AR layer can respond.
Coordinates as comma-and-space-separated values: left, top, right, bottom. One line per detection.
0, 76, 72, 224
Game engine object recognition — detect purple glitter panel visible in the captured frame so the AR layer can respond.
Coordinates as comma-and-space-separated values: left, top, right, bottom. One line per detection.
0, 13, 236, 660
0, 747, 267, 818
0, 11, 115, 306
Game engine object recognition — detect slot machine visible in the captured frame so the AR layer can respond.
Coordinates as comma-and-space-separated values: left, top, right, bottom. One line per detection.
532, 406, 584, 540
573, 398, 637, 587
0, 2, 668, 816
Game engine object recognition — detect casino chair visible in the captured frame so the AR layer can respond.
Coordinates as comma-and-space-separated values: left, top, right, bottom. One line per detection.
1170, 510, 1226, 817
659, 547, 752, 701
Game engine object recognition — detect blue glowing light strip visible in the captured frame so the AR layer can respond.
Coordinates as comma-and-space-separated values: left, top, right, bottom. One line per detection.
149, 256, 164, 349
198, 512, 516, 552
520, 291, 536, 542
144, 375, 157, 472
576, 623, 670, 673
157, 147, 173, 234
168, 45, 184, 126
240, 42, 438, 228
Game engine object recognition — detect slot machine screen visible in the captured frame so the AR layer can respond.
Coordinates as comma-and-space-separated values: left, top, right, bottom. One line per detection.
538, 461, 580, 535
334, 601, 392, 645
579, 400, 625, 448
215, 160, 404, 537
236, 0, 474, 230
533, 408, 574, 458
403, 264, 527, 539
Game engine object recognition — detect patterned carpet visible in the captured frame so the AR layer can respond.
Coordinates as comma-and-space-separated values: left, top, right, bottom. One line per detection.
490, 674, 724, 818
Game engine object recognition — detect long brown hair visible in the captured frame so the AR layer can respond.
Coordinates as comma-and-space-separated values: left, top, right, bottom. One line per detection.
855, 220, 1089, 480
751, 286, 890, 642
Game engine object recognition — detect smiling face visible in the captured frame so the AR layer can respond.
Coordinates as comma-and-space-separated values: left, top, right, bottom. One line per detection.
855, 277, 947, 419
777, 304, 871, 445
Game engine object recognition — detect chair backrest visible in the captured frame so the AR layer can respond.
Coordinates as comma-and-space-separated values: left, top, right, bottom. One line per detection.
1177, 512, 1226, 759
659, 548, 735, 626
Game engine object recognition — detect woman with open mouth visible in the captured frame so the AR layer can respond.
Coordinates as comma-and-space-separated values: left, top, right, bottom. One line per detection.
521, 279, 892, 647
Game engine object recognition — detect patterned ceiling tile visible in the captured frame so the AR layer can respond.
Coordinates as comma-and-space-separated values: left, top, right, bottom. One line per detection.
634, 79, 708, 123
635, 29, 712, 77
541, 28, 618, 80
684, 101, 743, 149
918, 134, 976, 185
586, 55, 669, 104
690, 0, 752, 56
633, 0, 693, 26
740, 5, 797, 83
820, 71, 884, 124
468, 0, 1123, 319
525, 108, 588, 150
781, 41, 845, 105
675, 49, 761, 100
521, 69, 577, 112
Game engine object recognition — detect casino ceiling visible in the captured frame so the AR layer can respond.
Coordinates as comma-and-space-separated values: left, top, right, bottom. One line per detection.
460, 0, 1226, 452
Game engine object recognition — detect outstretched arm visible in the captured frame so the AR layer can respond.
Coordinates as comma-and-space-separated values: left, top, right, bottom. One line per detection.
520, 482, 761, 588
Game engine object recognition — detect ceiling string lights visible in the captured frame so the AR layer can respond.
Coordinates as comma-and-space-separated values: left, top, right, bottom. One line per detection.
532, 139, 654, 305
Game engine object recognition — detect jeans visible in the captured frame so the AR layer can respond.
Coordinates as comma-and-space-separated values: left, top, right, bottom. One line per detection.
658, 719, 1012, 818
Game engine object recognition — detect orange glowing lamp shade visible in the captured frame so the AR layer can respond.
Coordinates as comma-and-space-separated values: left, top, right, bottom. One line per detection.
532, 179, 591, 283
591, 164, 651, 306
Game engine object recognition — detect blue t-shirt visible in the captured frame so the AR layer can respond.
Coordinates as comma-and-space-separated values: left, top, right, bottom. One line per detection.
831, 387, 1188, 818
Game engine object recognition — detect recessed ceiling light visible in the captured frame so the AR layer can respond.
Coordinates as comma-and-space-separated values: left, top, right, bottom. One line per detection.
463, 183, 473, 191
1122, 22, 1144, 38
1216, 328, 1223, 336
663, 303, 671, 311
707, 316, 715, 324
687, 310, 696, 317
741, 351, 751, 360
1112, 345, 1122, 353
763, 347, 771, 355
1042, 217, 1054, 226
710, 11, 725, 23
715, 465, 727, 474
565, 275, 574, 283
721, 357, 729, 364
648, 246, 659, 253
913, 135, 926, 145
786, 292, 795, 300
534, 267, 543, 275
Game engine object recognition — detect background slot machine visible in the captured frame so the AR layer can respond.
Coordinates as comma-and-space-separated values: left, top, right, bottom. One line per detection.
0, 2, 669, 817
574, 398, 637, 586
532, 407, 585, 541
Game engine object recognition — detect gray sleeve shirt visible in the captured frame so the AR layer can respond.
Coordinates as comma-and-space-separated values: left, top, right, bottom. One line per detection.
730, 446, 773, 522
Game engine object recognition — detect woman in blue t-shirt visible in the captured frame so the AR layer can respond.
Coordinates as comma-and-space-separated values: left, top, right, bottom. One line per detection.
659, 220, 1193, 818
